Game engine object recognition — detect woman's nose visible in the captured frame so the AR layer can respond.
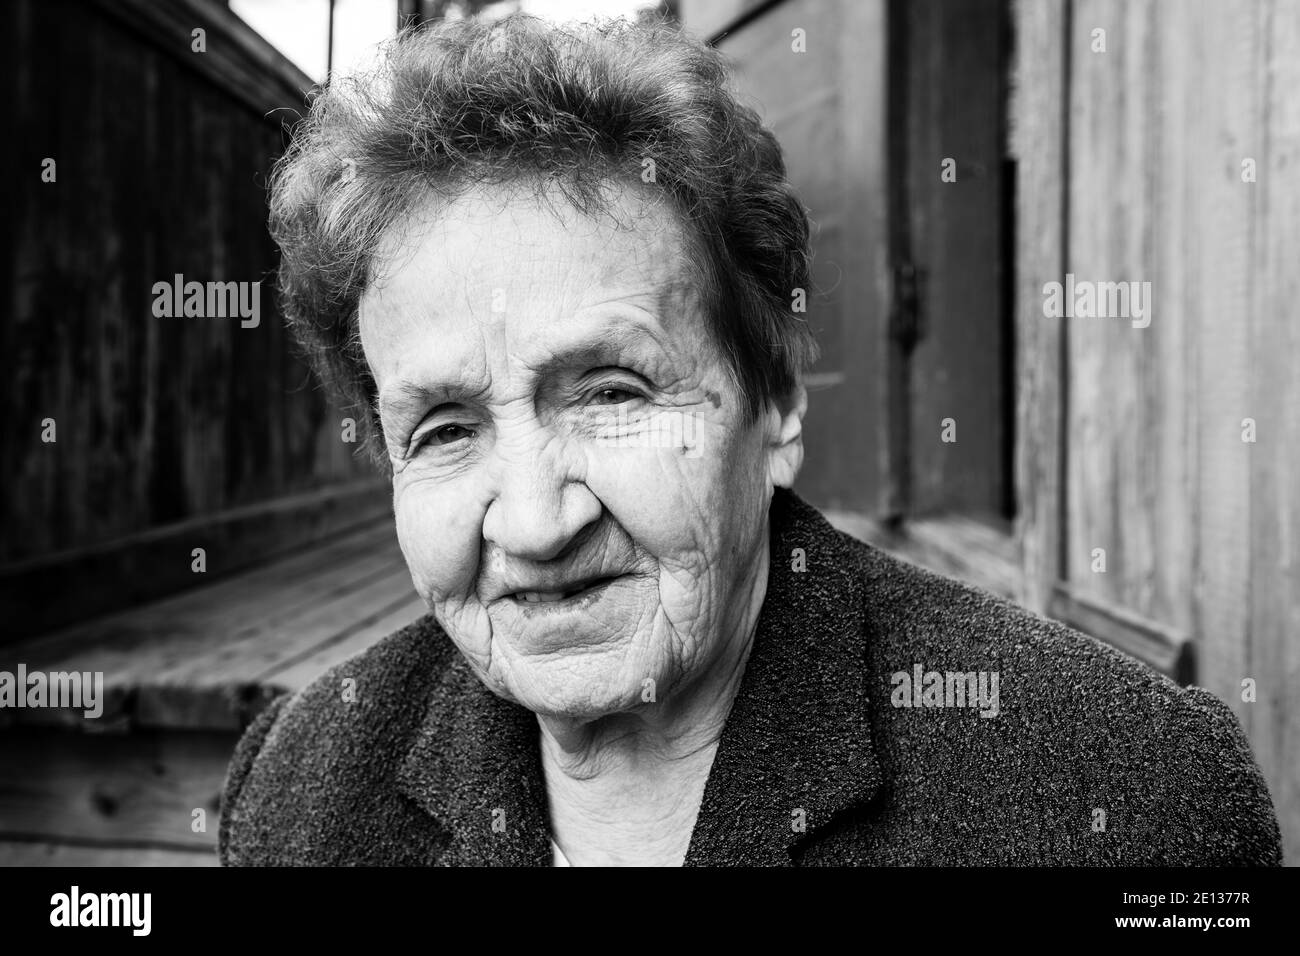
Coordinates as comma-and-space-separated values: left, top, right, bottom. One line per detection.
480, 428, 602, 562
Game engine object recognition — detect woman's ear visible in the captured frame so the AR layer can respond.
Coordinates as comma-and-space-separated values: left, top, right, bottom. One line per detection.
766, 381, 807, 489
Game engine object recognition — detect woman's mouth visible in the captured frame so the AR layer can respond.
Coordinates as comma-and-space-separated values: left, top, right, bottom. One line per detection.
509, 576, 619, 607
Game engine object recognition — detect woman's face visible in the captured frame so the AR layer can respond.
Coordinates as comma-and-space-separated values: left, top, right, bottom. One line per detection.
358, 182, 796, 719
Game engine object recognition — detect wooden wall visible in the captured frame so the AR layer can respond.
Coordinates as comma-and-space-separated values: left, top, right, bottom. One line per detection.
0, 0, 383, 636
1016, 0, 1300, 864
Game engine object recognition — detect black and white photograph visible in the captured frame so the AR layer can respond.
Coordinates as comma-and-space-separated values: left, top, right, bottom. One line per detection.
0, 0, 1297, 918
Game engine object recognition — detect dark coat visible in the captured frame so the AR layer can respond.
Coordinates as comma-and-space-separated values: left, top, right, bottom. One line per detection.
219, 489, 1283, 865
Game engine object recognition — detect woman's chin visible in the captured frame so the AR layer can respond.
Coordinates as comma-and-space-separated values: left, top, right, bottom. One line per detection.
502, 661, 661, 722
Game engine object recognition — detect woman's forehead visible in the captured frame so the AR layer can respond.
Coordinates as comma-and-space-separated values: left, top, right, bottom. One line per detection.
360, 183, 702, 348
374, 182, 688, 289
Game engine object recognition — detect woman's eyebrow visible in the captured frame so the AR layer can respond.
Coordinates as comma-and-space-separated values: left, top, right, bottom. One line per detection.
378, 380, 443, 423
531, 321, 670, 376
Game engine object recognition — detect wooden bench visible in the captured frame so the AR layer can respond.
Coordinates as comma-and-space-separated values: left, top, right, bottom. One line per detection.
0, 518, 424, 865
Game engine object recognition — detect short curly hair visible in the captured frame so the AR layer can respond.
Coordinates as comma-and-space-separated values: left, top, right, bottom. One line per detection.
269, 13, 818, 463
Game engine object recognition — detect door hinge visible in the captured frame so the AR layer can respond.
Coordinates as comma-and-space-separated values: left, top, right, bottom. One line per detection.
889, 260, 924, 352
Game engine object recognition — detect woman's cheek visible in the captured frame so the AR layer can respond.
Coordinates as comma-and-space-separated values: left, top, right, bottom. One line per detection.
584, 441, 721, 561
392, 475, 483, 604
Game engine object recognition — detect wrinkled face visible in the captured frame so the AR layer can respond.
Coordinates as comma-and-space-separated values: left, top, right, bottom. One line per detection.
358, 182, 785, 718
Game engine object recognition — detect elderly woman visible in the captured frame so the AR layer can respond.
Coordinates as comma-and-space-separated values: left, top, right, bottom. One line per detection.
220, 15, 1281, 866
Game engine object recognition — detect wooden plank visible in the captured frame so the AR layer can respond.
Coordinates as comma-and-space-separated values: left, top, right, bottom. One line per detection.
133, 559, 416, 730
1010, 0, 1066, 613
1063, 0, 1196, 631
1146, 0, 1194, 636
836, 0, 892, 517
1066, 0, 1138, 613
0, 728, 235, 851
0, 840, 217, 867
0, 480, 390, 642
1122, 0, 1169, 624
6, 552, 407, 730
0, 520, 402, 728
1183, 0, 1256, 716
1, 519, 397, 670
265, 596, 428, 694
1249, 0, 1300, 867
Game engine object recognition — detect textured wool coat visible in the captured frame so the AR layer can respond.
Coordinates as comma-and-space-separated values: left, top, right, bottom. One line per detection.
219, 488, 1283, 865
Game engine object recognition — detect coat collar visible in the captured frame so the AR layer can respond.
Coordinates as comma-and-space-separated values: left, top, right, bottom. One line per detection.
395, 488, 883, 865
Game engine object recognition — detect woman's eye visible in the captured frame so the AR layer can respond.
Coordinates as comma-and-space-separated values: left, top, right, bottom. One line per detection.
428, 423, 473, 446
589, 386, 638, 406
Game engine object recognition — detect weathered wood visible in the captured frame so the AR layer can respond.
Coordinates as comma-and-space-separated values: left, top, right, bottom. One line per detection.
1178, 0, 1256, 715
1, 520, 398, 671
1249, 0, 1300, 870
836, 0, 892, 517
0, 480, 390, 642
1066, 0, 1144, 616
134, 558, 416, 731
2, 0, 374, 624
265, 596, 427, 694
1144, 0, 1194, 638
1063, 0, 1214, 642
1010, 0, 1066, 614
0, 519, 405, 730
90, 0, 315, 118
0, 728, 235, 851
1048, 0, 1296, 863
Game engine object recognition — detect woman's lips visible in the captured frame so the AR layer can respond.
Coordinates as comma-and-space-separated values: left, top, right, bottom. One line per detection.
507, 575, 619, 610
492, 573, 647, 650
516, 590, 568, 604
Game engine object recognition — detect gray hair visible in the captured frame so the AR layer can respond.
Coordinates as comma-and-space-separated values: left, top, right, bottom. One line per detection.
269, 14, 818, 462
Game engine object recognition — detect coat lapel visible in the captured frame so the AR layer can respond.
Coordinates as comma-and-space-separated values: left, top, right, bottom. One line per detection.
682, 489, 883, 865
395, 489, 883, 866
395, 656, 552, 866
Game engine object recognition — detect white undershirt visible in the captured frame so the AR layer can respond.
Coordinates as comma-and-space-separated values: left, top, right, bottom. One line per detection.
551, 839, 571, 867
